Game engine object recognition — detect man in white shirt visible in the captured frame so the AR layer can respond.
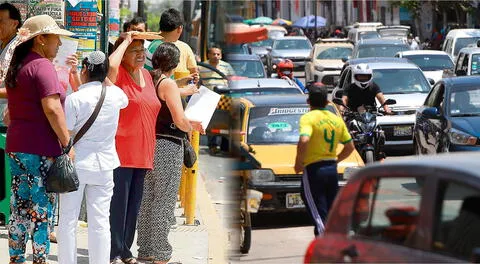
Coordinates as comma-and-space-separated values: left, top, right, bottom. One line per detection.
58, 51, 128, 264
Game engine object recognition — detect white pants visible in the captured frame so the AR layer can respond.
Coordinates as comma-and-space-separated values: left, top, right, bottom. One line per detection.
57, 169, 114, 264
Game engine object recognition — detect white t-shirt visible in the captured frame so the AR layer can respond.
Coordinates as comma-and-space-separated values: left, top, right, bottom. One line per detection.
65, 81, 128, 171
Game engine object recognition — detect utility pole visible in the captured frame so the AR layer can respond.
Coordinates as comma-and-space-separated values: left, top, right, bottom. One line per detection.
100, 0, 109, 54
138, 0, 145, 19
314, 0, 317, 39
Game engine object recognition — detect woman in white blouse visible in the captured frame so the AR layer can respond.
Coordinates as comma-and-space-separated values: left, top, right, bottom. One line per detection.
57, 51, 129, 264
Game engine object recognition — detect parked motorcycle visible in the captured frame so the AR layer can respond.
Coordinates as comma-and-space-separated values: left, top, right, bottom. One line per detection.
333, 98, 396, 163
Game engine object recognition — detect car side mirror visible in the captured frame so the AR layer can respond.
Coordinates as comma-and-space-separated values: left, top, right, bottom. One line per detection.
341, 57, 350, 63
427, 78, 435, 85
456, 69, 467, 76
421, 107, 440, 119
270, 73, 278, 78
333, 89, 344, 99
213, 85, 229, 94
266, 47, 272, 52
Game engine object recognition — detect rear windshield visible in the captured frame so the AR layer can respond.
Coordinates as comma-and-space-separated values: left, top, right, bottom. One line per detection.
274, 39, 312, 50
454, 37, 480, 56
250, 39, 274, 47
229, 60, 266, 78
247, 105, 336, 144
404, 54, 454, 71
357, 44, 409, 58
359, 31, 380, 40
317, 47, 352, 60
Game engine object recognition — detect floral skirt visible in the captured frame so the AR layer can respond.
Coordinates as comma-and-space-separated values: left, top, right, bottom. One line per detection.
7, 152, 55, 263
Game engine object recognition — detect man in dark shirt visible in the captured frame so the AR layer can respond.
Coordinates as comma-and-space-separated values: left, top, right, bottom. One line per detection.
342, 63, 391, 114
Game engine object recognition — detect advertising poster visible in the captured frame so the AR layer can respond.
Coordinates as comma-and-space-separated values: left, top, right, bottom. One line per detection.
9, 1, 28, 23
109, 0, 120, 38
65, 0, 98, 62
28, 0, 65, 25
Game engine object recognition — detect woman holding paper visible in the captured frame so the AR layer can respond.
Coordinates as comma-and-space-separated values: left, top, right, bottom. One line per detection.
136, 42, 203, 264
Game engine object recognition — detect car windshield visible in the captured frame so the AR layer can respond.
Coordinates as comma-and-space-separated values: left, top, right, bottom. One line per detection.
359, 31, 380, 40
470, 54, 480, 75
404, 54, 454, 71
250, 39, 274, 47
228, 60, 266, 78
449, 87, 480, 117
247, 105, 336, 144
372, 68, 431, 94
273, 39, 311, 50
316, 47, 352, 59
229, 88, 302, 98
454, 37, 480, 56
357, 44, 409, 58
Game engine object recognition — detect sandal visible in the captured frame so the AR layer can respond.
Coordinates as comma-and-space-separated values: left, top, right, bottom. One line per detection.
49, 232, 57, 243
121, 258, 138, 264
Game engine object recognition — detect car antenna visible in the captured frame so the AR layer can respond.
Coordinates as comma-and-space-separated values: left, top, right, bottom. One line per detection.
257, 80, 261, 87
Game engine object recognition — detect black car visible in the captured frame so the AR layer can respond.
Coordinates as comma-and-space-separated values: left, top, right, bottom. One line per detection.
414, 76, 480, 154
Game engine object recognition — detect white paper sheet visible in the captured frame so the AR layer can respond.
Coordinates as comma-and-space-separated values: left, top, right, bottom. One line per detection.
184, 86, 221, 130
54, 37, 79, 93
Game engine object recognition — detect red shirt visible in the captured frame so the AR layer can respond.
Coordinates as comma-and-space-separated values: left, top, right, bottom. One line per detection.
115, 65, 161, 169
6, 52, 65, 157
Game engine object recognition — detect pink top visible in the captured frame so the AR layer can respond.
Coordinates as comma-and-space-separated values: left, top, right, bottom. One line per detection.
115, 65, 161, 169
6, 52, 66, 157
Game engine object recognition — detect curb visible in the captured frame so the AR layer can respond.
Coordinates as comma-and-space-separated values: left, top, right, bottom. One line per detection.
197, 172, 228, 264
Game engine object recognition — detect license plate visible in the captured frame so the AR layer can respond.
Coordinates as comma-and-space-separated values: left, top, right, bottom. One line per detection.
286, 193, 305, 209
393, 126, 412, 136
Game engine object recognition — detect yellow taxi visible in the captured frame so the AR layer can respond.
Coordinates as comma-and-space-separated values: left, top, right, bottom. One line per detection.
236, 94, 364, 213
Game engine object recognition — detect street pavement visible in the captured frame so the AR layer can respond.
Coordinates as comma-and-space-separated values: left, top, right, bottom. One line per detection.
0, 147, 229, 264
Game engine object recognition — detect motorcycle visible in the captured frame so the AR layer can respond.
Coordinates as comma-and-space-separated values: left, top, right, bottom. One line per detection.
333, 98, 396, 163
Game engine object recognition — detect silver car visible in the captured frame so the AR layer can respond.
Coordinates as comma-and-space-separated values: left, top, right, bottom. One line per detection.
266, 36, 312, 75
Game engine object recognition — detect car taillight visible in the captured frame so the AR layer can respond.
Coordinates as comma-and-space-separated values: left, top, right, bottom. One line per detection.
304, 239, 317, 263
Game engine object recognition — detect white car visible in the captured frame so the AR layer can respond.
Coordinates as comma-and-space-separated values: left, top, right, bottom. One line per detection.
332, 58, 431, 150
305, 39, 353, 89
454, 47, 480, 76
395, 50, 454, 84
442, 28, 480, 62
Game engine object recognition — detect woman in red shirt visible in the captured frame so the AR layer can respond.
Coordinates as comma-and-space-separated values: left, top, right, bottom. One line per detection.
107, 32, 161, 264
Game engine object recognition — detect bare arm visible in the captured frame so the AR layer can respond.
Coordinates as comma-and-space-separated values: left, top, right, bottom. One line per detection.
376, 92, 391, 113
0, 88, 7, 98
108, 33, 134, 83
41, 94, 71, 148
341, 95, 349, 112
294, 136, 309, 173
162, 79, 193, 132
66, 54, 81, 92
337, 141, 355, 163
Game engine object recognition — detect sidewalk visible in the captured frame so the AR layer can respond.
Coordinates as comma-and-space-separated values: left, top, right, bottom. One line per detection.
0, 173, 227, 264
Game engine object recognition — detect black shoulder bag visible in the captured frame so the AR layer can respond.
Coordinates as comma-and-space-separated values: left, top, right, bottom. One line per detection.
46, 83, 107, 193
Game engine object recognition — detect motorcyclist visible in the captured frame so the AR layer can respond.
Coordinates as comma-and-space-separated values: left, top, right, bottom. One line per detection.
275, 59, 306, 92
342, 63, 391, 114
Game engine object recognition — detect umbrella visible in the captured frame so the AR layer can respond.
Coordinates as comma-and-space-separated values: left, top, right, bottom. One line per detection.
272, 18, 292, 26
225, 23, 268, 44
293, 15, 326, 28
245, 16, 273, 25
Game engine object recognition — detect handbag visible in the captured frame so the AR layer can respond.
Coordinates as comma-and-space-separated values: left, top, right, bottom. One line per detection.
183, 135, 197, 168
46, 83, 107, 193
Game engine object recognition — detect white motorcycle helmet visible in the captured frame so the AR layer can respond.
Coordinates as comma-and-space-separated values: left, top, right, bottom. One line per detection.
353, 63, 373, 89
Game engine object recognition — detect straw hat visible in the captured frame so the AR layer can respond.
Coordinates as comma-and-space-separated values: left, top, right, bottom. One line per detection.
17, 15, 74, 42
0, 15, 74, 84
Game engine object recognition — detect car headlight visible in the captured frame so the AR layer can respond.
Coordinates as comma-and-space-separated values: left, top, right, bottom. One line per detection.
250, 169, 275, 183
343, 166, 362, 181
449, 128, 478, 145
314, 65, 324, 72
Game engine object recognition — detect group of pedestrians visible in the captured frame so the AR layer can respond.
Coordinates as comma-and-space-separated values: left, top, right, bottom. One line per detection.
1, 4, 203, 264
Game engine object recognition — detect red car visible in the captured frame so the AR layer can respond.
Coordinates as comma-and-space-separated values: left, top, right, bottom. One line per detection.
304, 152, 480, 263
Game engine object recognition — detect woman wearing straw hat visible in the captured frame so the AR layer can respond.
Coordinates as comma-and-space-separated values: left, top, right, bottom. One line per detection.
108, 31, 162, 264
2, 15, 74, 264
